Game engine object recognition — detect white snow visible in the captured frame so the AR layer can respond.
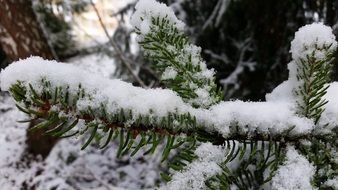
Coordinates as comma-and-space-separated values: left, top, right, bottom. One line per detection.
67, 53, 117, 79
131, 0, 220, 108
0, 7, 337, 190
0, 95, 42, 190
0, 70, 162, 190
267, 79, 338, 135
0, 94, 162, 190
203, 100, 314, 137
170, 43, 218, 108
290, 22, 337, 61
161, 67, 177, 80
162, 143, 225, 190
287, 23, 337, 110
271, 146, 315, 190
0, 56, 191, 119
130, 0, 185, 35
0, 97, 28, 165
289, 23, 337, 89
265, 80, 294, 103
267, 23, 338, 134
0, 56, 319, 138
32, 136, 163, 190
193, 87, 213, 108
324, 177, 338, 189
317, 82, 338, 133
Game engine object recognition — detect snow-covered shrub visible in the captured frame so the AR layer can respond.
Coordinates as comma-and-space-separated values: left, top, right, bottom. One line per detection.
0, 0, 337, 189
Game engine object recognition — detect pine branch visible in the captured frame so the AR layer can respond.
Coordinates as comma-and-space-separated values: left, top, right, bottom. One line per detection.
8, 80, 335, 156
297, 138, 337, 188
294, 50, 335, 124
289, 23, 338, 189
131, 2, 223, 108
1, 1, 337, 189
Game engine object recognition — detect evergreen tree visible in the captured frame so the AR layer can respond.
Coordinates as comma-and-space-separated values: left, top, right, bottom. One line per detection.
0, 0, 337, 189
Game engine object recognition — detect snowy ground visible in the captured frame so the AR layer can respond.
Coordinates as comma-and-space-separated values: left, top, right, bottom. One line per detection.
0, 55, 162, 190
0, 1, 160, 188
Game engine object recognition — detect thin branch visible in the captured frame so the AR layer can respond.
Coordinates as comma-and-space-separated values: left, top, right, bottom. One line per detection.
86, 165, 115, 190
90, 0, 147, 88
111, 1, 137, 17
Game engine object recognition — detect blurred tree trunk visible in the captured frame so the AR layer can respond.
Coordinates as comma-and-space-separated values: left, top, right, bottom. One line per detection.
0, 0, 57, 158
0, 0, 54, 61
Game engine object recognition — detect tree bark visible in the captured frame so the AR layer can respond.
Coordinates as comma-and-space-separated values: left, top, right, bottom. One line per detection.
0, 0, 57, 158
0, 0, 54, 61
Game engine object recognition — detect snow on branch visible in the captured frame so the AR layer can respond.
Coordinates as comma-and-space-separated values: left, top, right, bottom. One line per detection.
2, 21, 338, 142
0, 0, 337, 188
269, 23, 338, 131
271, 146, 315, 190
161, 143, 226, 190
290, 23, 337, 61
130, 0, 185, 35
131, 0, 223, 108
0, 56, 326, 141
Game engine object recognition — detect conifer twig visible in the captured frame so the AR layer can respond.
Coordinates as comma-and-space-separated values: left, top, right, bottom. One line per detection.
33, 98, 332, 144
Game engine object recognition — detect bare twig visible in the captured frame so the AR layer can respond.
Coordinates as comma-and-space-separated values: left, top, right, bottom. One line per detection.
90, 0, 147, 88
86, 165, 115, 190
111, 1, 137, 17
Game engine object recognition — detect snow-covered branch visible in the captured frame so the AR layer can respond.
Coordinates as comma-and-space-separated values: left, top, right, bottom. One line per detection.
130, 0, 223, 108
0, 0, 337, 189
0, 56, 336, 141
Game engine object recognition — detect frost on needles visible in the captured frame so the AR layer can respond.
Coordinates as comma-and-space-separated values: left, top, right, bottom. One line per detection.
0, 0, 337, 189
131, 0, 223, 108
